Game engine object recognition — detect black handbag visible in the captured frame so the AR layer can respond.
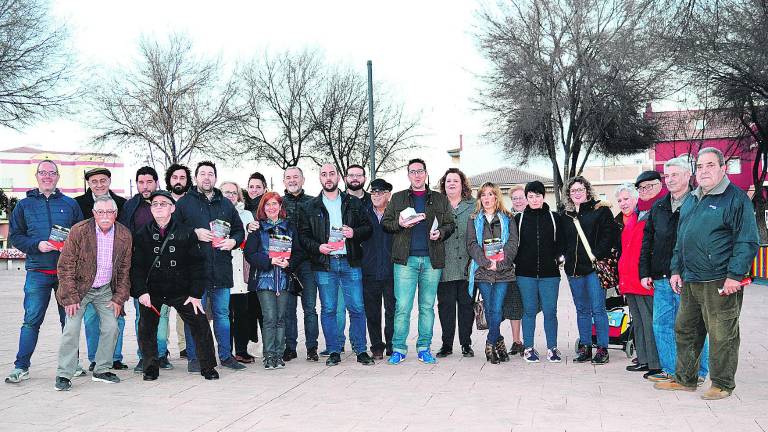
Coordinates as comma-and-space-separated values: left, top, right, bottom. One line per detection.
286, 270, 303, 297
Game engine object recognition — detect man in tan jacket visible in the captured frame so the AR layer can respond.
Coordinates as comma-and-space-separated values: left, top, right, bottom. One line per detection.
54, 196, 132, 391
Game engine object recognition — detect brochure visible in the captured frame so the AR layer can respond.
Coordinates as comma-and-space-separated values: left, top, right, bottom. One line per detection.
483, 238, 504, 262
400, 207, 426, 225
328, 226, 345, 249
210, 219, 231, 248
268, 234, 293, 259
48, 225, 70, 251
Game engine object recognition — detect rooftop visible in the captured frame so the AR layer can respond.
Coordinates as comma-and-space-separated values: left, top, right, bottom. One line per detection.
469, 167, 552, 187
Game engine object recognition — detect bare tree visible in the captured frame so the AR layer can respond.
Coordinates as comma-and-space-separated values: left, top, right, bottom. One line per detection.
89, 34, 241, 169
231, 50, 321, 169
0, 0, 76, 128
307, 66, 420, 177
666, 0, 768, 241
476, 0, 670, 207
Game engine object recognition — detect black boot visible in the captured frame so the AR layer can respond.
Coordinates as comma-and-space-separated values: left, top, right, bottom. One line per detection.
574, 344, 592, 363
495, 337, 510, 362
485, 343, 499, 364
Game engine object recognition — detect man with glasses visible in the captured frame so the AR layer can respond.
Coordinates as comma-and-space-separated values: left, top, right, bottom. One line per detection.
640, 157, 709, 385
53, 196, 132, 391
5, 161, 84, 384
382, 158, 456, 365
655, 147, 759, 400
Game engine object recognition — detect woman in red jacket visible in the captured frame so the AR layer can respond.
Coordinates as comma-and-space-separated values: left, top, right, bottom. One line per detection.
616, 171, 665, 378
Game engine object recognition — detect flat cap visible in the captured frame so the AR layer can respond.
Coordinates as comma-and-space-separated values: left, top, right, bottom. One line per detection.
369, 178, 393, 192
635, 170, 661, 187
84, 167, 112, 180
149, 190, 176, 204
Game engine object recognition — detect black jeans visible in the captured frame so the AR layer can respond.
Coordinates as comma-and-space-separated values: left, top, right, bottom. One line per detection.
230, 292, 261, 356
139, 296, 217, 370
437, 279, 473, 348
362, 277, 395, 352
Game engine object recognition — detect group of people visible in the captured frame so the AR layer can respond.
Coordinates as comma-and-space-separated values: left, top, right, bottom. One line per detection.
3, 147, 756, 401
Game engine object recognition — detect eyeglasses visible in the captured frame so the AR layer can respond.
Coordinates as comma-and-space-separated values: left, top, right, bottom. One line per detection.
695, 162, 721, 171
569, 187, 586, 194
371, 190, 389, 196
150, 202, 172, 208
346, 174, 365, 179
222, 191, 238, 197
637, 182, 661, 192
408, 169, 426, 176
511, 196, 526, 201
37, 170, 58, 177
93, 210, 117, 216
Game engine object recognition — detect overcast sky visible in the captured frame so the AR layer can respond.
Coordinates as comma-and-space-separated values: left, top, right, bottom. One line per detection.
0, 0, 660, 195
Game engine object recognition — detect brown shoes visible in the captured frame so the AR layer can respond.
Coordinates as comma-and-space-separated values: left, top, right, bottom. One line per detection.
701, 386, 732, 400
654, 381, 697, 392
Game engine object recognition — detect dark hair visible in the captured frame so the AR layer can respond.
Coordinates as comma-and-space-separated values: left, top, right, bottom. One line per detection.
256, 191, 287, 221
135, 166, 158, 182
248, 171, 267, 188
165, 164, 192, 190
563, 175, 595, 211
439, 168, 472, 199
407, 158, 426, 171
524, 180, 546, 197
195, 160, 217, 177
347, 164, 366, 176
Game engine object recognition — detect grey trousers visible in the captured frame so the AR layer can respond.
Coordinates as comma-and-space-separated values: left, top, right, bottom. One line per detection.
626, 293, 660, 369
56, 285, 118, 379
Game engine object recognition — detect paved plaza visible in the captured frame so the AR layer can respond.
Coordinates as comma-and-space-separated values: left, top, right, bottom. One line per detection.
0, 269, 766, 431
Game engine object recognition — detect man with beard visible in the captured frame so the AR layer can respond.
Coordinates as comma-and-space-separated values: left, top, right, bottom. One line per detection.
115, 167, 174, 373
298, 163, 374, 366
175, 161, 246, 372
165, 163, 192, 357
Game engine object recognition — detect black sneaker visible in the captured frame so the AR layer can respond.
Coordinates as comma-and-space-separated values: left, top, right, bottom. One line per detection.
92, 371, 120, 383
143, 365, 159, 381
626, 363, 649, 372
133, 359, 144, 374
591, 347, 609, 365
264, 357, 276, 370
436, 346, 453, 358
54, 376, 71, 391
159, 356, 174, 370
508, 341, 524, 356
573, 345, 592, 363
282, 348, 298, 362
201, 368, 219, 380
275, 358, 286, 369
221, 357, 246, 370
88, 362, 96, 372
111, 360, 128, 370
356, 352, 375, 365
326, 352, 341, 366
461, 345, 474, 357
179, 349, 188, 359
187, 359, 200, 374
306, 347, 319, 362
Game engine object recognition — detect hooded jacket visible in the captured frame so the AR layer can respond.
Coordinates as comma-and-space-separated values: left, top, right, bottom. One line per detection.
513, 203, 563, 278
9, 189, 83, 271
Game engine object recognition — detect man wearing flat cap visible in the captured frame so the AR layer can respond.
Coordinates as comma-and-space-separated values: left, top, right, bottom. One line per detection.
361, 178, 395, 359
75, 168, 127, 217
130, 190, 219, 381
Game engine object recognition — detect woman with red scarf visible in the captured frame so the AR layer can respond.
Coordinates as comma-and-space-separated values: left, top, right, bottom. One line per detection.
617, 171, 666, 378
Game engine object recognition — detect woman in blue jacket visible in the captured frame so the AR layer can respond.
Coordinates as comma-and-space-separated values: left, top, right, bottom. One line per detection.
244, 191, 301, 370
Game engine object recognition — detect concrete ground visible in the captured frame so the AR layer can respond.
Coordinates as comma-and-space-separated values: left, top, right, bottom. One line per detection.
0, 269, 766, 432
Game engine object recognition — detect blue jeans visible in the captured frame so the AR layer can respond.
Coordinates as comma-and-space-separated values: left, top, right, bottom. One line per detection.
84, 304, 126, 362
315, 257, 367, 354
332, 288, 347, 350
518, 276, 560, 349
653, 278, 709, 377
568, 272, 609, 348
186, 288, 232, 362
14, 271, 66, 370
391, 256, 442, 354
477, 281, 509, 344
284, 260, 319, 350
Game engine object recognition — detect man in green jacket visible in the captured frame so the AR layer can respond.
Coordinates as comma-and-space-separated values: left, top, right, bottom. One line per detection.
656, 147, 759, 400
382, 158, 455, 365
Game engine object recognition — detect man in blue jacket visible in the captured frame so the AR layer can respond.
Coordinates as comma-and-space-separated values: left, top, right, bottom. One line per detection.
174, 161, 246, 372
656, 147, 759, 400
5, 160, 83, 384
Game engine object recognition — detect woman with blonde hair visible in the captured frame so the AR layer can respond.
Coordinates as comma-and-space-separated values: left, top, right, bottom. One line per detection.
466, 182, 519, 364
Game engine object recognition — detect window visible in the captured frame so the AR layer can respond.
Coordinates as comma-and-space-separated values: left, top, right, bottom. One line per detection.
695, 119, 707, 130
727, 158, 741, 174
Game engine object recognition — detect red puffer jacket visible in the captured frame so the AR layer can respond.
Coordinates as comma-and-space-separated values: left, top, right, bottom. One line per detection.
618, 212, 654, 296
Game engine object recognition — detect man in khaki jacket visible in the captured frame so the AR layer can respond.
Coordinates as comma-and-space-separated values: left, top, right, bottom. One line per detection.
54, 196, 132, 391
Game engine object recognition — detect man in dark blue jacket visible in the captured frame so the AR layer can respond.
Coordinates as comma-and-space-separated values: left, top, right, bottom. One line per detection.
5, 160, 83, 384
174, 161, 246, 372
361, 178, 395, 360
656, 147, 759, 400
